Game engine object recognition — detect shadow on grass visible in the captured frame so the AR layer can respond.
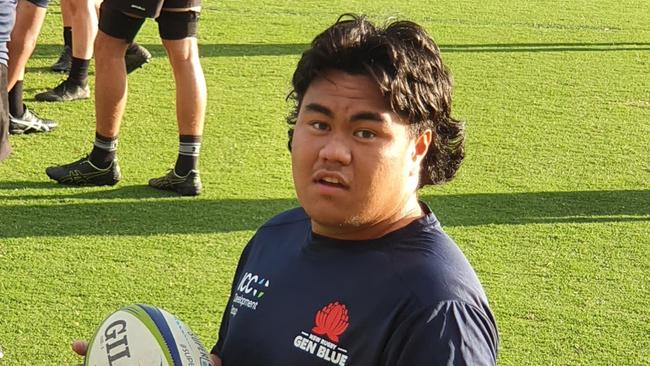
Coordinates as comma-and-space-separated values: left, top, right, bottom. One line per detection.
24, 66, 57, 73
29, 42, 650, 61
421, 190, 650, 226
439, 42, 650, 53
0, 181, 174, 198
0, 186, 647, 238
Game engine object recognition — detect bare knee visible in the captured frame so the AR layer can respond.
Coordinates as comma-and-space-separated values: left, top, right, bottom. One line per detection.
95, 31, 129, 60
162, 38, 199, 66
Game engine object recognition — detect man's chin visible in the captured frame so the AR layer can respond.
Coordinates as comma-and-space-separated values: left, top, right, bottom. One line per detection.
308, 212, 367, 234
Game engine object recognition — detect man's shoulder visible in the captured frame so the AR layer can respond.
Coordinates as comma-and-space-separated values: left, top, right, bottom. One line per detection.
388, 226, 488, 308
259, 206, 310, 230
243, 207, 309, 255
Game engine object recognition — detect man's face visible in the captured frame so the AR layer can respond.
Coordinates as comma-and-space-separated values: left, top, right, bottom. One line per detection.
291, 70, 430, 239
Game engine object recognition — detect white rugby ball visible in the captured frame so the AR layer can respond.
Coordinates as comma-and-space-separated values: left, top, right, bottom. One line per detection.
84, 304, 211, 366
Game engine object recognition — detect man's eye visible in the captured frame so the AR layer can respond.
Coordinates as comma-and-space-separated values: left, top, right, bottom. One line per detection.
310, 121, 329, 131
354, 130, 376, 139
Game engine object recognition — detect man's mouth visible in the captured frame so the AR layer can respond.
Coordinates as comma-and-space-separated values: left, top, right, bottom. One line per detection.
320, 176, 343, 186
313, 171, 349, 189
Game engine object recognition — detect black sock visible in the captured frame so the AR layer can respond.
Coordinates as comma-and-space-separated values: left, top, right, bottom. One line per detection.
68, 57, 90, 86
8, 81, 24, 117
174, 135, 201, 176
89, 133, 118, 169
63, 26, 72, 48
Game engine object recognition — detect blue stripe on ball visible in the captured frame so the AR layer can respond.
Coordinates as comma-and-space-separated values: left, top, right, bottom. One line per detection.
138, 304, 184, 366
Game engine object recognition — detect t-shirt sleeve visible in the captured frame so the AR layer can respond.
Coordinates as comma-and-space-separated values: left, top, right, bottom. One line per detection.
383, 300, 499, 366
210, 238, 255, 358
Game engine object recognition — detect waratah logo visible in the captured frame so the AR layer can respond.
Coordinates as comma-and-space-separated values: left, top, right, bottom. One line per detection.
312, 302, 349, 342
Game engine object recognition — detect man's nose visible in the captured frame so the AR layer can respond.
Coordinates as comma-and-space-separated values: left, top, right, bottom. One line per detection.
318, 135, 352, 165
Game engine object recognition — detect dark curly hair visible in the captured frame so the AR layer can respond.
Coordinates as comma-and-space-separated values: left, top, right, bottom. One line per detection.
287, 14, 465, 187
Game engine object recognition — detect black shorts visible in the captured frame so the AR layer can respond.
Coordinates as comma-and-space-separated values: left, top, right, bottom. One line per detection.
26, 0, 49, 9
102, 0, 200, 18
99, 1, 200, 42
162, 0, 201, 9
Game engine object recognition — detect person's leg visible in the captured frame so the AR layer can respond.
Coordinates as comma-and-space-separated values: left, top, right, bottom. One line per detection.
45, 2, 146, 186
125, 41, 152, 73
93, 31, 129, 139
62, 0, 73, 43
90, 0, 151, 75
36, 0, 97, 102
7, 0, 57, 134
7, 0, 46, 91
148, 7, 205, 195
0, 64, 11, 162
51, 0, 73, 72
164, 36, 206, 169
69, 0, 97, 79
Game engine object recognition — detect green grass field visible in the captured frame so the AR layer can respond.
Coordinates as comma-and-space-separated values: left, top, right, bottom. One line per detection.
1, 0, 649, 364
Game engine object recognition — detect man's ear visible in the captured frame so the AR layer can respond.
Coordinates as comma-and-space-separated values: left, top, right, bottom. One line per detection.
409, 129, 432, 178
413, 129, 432, 164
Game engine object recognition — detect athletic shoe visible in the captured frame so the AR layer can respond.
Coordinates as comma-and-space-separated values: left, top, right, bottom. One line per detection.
9, 106, 58, 134
46, 156, 121, 186
34, 79, 90, 102
51, 45, 72, 72
125, 44, 152, 74
148, 169, 202, 196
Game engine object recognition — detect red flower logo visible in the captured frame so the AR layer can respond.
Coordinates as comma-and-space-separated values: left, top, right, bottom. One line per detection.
312, 302, 349, 342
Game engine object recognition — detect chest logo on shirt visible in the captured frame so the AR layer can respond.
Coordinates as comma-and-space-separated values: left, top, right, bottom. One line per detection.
292, 301, 350, 366
312, 302, 349, 342
230, 272, 270, 316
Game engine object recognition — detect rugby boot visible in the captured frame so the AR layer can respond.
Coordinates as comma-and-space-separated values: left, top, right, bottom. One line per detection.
125, 44, 152, 74
148, 169, 202, 196
9, 106, 58, 134
46, 156, 121, 186
35, 79, 90, 102
51, 45, 72, 72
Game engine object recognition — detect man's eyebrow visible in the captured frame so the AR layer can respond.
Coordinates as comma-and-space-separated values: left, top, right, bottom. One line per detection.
350, 111, 386, 123
304, 103, 387, 124
304, 103, 333, 118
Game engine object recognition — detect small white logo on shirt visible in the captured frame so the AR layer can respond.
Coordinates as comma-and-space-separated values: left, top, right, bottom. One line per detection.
230, 272, 270, 316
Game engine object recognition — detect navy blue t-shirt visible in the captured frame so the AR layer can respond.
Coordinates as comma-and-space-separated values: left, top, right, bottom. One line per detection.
212, 205, 498, 365
0, 0, 16, 67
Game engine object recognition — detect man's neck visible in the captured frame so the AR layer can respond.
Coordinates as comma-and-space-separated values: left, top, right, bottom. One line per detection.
311, 198, 424, 241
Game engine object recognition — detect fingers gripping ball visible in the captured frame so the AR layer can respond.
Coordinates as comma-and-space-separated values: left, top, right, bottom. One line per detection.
84, 304, 211, 366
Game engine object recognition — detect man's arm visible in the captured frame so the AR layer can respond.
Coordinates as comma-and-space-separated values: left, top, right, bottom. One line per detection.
383, 300, 498, 365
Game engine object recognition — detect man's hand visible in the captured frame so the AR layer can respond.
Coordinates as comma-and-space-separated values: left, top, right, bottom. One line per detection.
71, 340, 88, 366
71, 340, 88, 356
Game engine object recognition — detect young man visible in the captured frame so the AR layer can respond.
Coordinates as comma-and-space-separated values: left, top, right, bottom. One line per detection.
45, 0, 207, 195
70, 14, 498, 365
6, 0, 57, 134
40, 0, 152, 102
209, 15, 498, 365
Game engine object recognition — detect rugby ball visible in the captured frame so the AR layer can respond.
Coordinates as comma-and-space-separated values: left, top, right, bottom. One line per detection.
84, 304, 211, 366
